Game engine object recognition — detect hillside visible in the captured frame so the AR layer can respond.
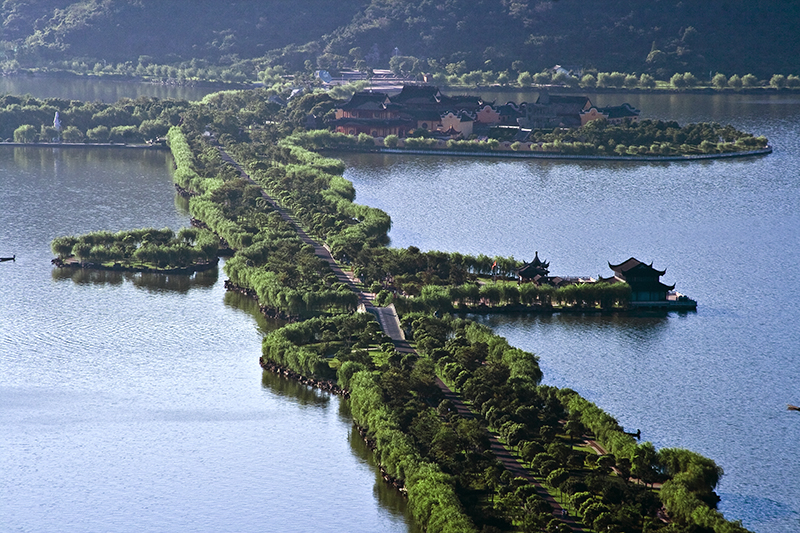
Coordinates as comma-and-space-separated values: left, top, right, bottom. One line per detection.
1, 0, 798, 79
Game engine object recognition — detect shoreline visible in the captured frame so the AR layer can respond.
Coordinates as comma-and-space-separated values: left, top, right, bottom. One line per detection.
327, 145, 773, 162
51, 256, 219, 274
0, 141, 168, 150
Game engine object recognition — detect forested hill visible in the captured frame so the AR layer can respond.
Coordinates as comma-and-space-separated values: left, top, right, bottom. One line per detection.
1, 0, 798, 78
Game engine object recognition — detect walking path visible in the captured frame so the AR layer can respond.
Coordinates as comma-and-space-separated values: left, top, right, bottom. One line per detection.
216, 146, 585, 531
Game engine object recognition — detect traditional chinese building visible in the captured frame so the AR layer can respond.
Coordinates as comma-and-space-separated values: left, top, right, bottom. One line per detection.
580, 103, 640, 126
517, 251, 550, 283
604, 258, 674, 302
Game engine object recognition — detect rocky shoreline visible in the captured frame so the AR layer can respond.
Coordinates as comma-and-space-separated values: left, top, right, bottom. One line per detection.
51, 256, 219, 274
223, 280, 298, 322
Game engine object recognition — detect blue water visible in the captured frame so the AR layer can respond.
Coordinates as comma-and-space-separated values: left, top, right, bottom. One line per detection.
0, 146, 413, 532
341, 93, 800, 532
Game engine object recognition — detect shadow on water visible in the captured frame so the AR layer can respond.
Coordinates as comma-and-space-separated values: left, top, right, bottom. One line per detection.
474, 310, 673, 348
260, 370, 332, 408
347, 425, 422, 533
259, 368, 417, 529
174, 193, 191, 217
223, 290, 285, 336
51, 266, 219, 293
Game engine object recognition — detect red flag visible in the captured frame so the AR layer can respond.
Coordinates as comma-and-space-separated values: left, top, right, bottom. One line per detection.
491, 261, 497, 270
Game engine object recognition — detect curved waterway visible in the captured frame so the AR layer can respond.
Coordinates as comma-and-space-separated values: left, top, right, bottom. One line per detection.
0, 147, 414, 532
341, 93, 800, 532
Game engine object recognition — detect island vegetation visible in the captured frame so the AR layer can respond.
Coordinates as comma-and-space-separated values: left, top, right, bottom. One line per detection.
286, 121, 769, 160
50, 227, 219, 272
16, 1, 777, 529
77, 84, 746, 532
0, 93, 188, 143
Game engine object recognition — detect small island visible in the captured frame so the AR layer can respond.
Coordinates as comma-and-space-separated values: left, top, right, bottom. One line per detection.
318, 85, 770, 160
50, 227, 220, 273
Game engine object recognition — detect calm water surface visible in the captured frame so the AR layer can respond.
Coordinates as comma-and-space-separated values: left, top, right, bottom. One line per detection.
0, 76, 223, 102
0, 147, 413, 532
341, 93, 800, 532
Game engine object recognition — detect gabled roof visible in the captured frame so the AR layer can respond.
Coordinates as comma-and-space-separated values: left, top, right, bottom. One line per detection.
609, 257, 667, 277
341, 91, 390, 110
391, 85, 441, 104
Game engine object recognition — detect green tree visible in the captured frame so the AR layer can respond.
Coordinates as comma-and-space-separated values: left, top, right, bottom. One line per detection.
87, 125, 110, 142
670, 73, 687, 88
638, 73, 656, 88
742, 73, 759, 87
517, 71, 532, 87
770, 74, 787, 88
13, 124, 37, 143
580, 73, 597, 88
61, 126, 84, 142
728, 74, 743, 89
711, 73, 727, 89
532, 71, 551, 85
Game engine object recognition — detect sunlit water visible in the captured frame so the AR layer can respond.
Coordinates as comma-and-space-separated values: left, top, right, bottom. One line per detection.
340, 93, 800, 532
0, 147, 413, 532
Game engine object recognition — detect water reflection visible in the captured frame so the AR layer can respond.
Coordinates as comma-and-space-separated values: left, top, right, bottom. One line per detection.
260, 370, 332, 408
347, 426, 422, 533
223, 290, 284, 336
174, 193, 191, 217
51, 267, 218, 292
474, 311, 671, 348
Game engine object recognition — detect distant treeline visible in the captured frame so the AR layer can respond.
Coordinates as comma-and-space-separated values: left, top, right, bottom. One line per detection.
291, 121, 770, 162
0, 94, 188, 143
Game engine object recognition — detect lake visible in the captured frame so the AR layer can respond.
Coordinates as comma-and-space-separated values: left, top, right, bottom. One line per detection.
0, 75, 225, 102
340, 92, 800, 532
0, 147, 414, 532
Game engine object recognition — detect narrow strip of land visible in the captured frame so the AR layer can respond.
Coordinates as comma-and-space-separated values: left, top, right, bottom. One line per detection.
217, 145, 586, 531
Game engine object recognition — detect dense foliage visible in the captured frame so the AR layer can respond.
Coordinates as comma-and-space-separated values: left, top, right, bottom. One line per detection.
50, 227, 218, 268
0, 94, 187, 142
1, 1, 799, 83
162, 86, 752, 531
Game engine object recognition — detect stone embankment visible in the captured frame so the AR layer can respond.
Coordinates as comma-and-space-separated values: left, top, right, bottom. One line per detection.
258, 357, 348, 398
51, 256, 218, 274
327, 145, 772, 162
223, 280, 298, 322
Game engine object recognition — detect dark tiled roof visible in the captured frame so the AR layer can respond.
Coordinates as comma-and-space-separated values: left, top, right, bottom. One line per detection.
341, 91, 389, 110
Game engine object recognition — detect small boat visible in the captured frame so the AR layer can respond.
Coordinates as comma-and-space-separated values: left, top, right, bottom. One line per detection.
0, 255, 15, 262
789, 404, 800, 412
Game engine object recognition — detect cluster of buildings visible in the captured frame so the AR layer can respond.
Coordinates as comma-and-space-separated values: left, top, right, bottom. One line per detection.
332, 85, 640, 139
516, 253, 696, 309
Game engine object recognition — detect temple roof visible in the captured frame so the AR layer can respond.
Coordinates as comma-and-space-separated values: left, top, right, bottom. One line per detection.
341, 91, 389, 110
518, 251, 550, 278
608, 257, 666, 276
391, 85, 441, 104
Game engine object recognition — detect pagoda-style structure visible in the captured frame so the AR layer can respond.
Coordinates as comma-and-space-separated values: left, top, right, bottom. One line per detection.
605, 258, 674, 302
517, 251, 550, 283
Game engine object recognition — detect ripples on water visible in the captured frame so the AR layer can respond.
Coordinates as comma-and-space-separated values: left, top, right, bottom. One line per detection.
0, 146, 414, 533
341, 93, 800, 532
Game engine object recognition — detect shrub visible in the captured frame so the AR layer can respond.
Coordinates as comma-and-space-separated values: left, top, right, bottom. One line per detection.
13, 124, 37, 143
86, 125, 110, 142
